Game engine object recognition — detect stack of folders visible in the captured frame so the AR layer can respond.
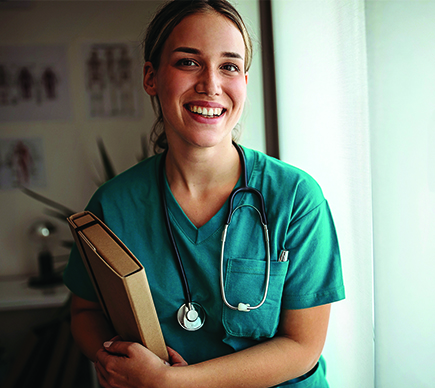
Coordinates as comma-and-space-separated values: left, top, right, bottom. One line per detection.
67, 211, 168, 362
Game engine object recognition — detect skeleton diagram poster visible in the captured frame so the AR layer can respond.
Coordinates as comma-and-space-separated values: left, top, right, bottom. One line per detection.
83, 43, 143, 119
0, 45, 71, 122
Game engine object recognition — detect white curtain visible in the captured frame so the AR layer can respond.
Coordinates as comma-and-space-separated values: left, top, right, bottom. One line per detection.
366, 2, 435, 387
271, 1, 374, 387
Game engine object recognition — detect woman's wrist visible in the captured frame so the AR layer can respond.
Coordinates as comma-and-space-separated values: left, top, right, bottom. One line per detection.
160, 363, 186, 388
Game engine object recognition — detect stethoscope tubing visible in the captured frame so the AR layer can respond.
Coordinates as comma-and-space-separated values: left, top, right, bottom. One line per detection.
159, 142, 271, 328
220, 204, 271, 311
225, 187, 268, 225
229, 143, 268, 226
159, 150, 193, 306
219, 143, 271, 311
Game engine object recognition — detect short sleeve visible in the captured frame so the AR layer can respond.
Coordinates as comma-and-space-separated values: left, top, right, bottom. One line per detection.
281, 199, 345, 309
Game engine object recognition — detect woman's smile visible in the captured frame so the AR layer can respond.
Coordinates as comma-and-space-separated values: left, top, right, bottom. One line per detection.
186, 105, 225, 118
184, 101, 227, 124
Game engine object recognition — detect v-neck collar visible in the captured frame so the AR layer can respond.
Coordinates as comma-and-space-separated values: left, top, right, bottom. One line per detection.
160, 147, 252, 245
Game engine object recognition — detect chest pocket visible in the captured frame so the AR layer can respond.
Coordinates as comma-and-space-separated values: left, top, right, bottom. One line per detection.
222, 258, 289, 339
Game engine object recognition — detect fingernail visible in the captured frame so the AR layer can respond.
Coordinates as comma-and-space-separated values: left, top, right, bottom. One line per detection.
164, 361, 171, 366
104, 341, 113, 348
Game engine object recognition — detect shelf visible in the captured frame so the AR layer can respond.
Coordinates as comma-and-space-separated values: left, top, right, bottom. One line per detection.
0, 276, 70, 311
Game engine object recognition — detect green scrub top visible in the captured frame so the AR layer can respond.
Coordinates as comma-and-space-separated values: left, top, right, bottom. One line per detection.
63, 146, 344, 387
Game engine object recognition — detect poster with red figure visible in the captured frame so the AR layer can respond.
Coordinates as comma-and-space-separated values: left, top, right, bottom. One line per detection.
0, 138, 46, 189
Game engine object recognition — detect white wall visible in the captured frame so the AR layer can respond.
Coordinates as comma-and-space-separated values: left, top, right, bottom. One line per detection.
366, 2, 435, 387
234, 0, 266, 153
0, 1, 160, 276
0, 0, 265, 277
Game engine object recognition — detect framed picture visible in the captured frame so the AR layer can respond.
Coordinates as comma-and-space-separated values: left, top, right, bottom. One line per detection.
0, 137, 47, 190
83, 42, 144, 119
0, 45, 72, 122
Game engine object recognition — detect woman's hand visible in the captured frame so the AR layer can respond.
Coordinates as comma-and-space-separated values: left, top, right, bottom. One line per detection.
94, 339, 187, 388
167, 346, 188, 367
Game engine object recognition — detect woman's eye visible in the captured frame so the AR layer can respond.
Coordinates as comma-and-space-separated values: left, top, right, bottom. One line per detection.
176, 59, 197, 67
222, 64, 240, 72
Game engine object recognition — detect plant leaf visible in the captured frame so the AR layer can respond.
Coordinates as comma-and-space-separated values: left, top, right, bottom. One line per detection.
138, 134, 150, 161
21, 187, 75, 217
44, 208, 73, 222
97, 137, 116, 181
60, 240, 74, 249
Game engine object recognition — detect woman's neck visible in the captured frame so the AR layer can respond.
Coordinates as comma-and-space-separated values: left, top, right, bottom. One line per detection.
165, 141, 240, 193
164, 140, 241, 227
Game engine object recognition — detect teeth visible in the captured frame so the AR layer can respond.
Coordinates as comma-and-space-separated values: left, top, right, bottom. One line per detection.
189, 105, 223, 117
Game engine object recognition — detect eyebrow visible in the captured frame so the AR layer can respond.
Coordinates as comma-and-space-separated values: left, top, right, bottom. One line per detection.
173, 47, 243, 60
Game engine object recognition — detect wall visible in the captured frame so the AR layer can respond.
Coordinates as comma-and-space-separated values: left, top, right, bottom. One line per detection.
0, 0, 265, 277
233, 0, 266, 152
366, 1, 435, 387
0, 1, 160, 276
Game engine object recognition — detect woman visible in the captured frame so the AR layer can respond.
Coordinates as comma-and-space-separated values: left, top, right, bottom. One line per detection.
63, 1, 345, 387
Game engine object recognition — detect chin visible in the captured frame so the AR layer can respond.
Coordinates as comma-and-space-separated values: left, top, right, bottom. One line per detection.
194, 131, 235, 147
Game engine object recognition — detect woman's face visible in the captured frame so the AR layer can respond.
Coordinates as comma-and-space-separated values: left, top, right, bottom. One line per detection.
144, 11, 248, 150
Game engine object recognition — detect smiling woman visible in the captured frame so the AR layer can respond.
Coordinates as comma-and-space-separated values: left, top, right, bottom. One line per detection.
63, 1, 345, 387
143, 1, 252, 154
143, 12, 248, 152
144, 9, 251, 153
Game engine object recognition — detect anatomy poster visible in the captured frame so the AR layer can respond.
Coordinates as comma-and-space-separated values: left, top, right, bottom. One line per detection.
83, 43, 143, 119
0, 138, 47, 190
0, 45, 71, 122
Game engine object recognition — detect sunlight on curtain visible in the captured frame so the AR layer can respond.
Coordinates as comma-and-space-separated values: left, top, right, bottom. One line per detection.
271, 1, 374, 387
366, 2, 435, 386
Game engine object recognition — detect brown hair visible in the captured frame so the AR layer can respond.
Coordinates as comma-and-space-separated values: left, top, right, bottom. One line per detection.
143, 0, 253, 153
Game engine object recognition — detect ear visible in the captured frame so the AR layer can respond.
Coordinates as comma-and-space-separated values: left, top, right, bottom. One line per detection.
143, 62, 157, 96
244, 72, 248, 85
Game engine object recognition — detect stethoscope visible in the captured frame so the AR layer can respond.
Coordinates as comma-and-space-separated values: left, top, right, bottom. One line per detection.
159, 142, 271, 331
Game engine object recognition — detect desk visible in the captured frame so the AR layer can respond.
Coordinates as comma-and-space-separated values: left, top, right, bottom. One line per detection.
0, 275, 70, 312
0, 277, 97, 387
0, 276, 70, 379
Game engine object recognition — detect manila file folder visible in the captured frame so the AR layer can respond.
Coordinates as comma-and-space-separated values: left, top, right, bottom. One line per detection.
67, 211, 168, 361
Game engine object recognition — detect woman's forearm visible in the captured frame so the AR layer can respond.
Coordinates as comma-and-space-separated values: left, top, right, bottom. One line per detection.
160, 305, 330, 388
70, 295, 115, 361
71, 310, 114, 361
96, 306, 330, 388
162, 335, 320, 388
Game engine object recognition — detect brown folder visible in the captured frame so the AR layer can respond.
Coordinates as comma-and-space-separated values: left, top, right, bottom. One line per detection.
67, 211, 168, 361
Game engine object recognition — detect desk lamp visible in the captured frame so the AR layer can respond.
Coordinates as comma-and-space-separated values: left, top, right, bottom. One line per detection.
28, 220, 63, 287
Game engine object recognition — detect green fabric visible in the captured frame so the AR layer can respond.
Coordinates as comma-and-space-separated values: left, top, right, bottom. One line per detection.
63, 146, 344, 386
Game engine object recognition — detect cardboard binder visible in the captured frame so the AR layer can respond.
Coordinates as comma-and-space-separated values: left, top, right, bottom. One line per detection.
67, 211, 168, 361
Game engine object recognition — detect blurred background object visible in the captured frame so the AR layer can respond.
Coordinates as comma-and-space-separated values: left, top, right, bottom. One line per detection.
28, 219, 62, 288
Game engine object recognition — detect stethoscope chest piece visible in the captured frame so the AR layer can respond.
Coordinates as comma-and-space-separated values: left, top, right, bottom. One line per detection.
177, 302, 206, 331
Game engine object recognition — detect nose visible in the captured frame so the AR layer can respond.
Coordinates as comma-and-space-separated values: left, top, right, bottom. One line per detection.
195, 67, 221, 97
